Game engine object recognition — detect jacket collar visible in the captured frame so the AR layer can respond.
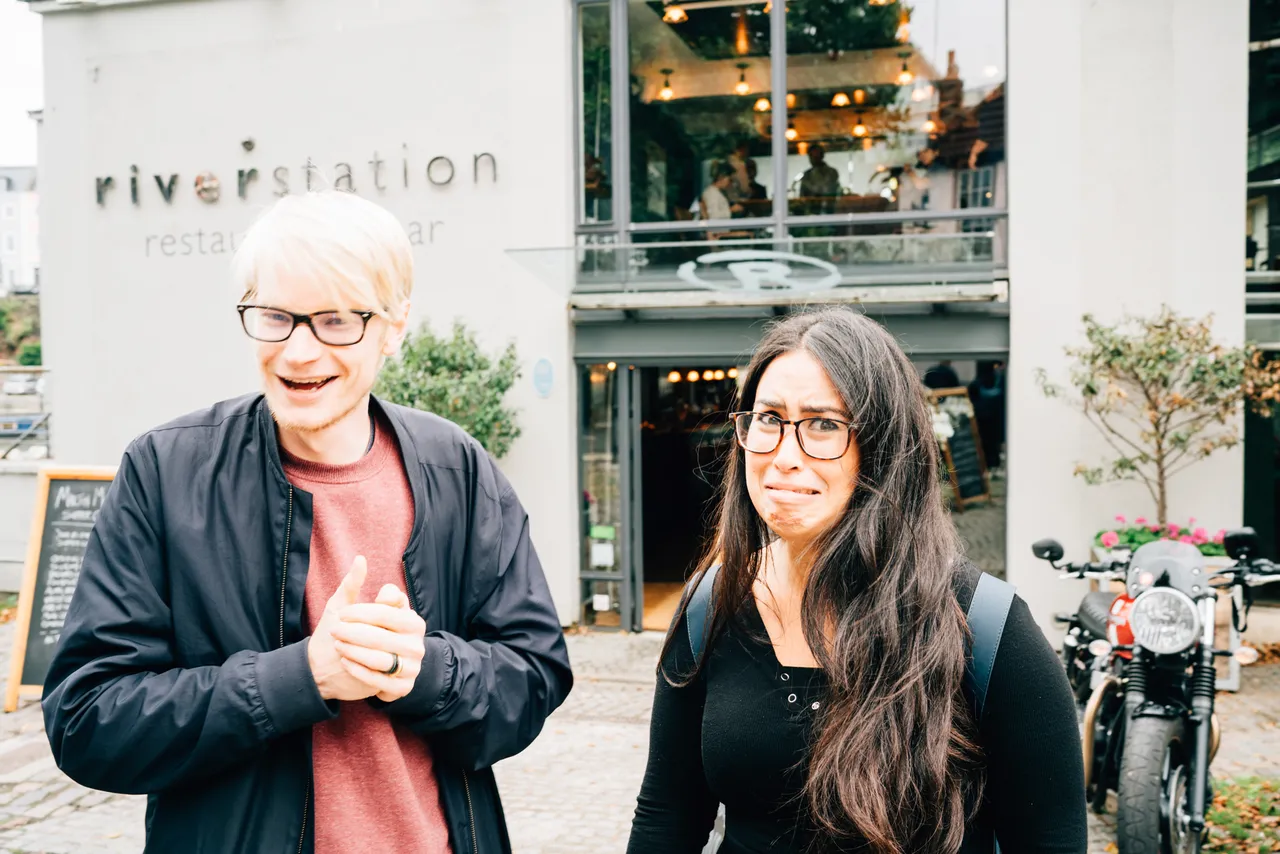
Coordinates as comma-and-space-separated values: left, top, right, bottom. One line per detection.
255, 394, 429, 580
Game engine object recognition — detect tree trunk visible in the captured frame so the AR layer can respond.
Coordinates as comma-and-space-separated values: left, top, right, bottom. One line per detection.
1156, 452, 1168, 527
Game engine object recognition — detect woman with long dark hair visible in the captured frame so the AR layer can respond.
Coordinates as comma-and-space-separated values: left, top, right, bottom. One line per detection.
627, 309, 1085, 854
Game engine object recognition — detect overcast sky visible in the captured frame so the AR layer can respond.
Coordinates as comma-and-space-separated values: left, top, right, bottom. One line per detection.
0, 2, 42, 167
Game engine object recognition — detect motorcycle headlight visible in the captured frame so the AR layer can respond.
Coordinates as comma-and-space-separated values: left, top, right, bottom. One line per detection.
1129, 588, 1201, 655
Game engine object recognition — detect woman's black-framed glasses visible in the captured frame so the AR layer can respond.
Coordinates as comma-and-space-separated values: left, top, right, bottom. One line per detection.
237, 305, 376, 347
729, 411, 855, 461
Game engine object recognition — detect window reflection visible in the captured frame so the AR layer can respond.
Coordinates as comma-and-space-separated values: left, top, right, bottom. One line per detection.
783, 0, 1006, 220
628, 1, 773, 225
580, 4, 614, 224
1248, 1, 1280, 274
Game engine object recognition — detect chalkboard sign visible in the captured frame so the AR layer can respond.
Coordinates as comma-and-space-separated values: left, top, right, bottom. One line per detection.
4, 467, 115, 712
929, 389, 990, 512
947, 413, 988, 502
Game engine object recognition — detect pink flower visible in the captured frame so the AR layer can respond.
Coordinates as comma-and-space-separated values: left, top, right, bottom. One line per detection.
1179, 535, 1195, 544
1100, 531, 1120, 549
1214, 529, 1226, 544
1188, 517, 1196, 526
1193, 527, 1208, 540
1150, 525, 1162, 533
1168, 523, 1181, 535
1115, 515, 1126, 525
1135, 517, 1148, 525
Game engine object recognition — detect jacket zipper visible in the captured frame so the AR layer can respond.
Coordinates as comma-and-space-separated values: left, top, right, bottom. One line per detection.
462, 770, 480, 854
277, 487, 311, 854
405, 557, 476, 854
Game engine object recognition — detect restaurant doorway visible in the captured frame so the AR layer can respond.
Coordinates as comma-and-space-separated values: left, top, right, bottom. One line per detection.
635, 365, 741, 630
576, 361, 742, 632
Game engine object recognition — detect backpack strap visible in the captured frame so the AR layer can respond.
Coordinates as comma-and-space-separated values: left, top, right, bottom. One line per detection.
686, 564, 1016, 725
686, 565, 721, 664
964, 571, 1017, 723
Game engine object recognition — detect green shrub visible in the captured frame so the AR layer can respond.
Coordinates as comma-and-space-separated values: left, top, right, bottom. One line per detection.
375, 320, 521, 458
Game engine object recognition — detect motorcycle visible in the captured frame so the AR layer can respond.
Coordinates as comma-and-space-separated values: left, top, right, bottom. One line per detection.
1032, 527, 1280, 854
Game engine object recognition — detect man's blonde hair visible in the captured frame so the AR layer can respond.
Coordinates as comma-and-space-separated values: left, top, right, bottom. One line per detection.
232, 191, 413, 317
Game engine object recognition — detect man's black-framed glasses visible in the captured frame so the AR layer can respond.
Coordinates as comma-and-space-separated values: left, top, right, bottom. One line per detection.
729, 411, 855, 460
237, 305, 376, 347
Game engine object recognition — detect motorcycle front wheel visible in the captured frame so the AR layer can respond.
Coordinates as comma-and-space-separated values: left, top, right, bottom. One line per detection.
1116, 715, 1199, 854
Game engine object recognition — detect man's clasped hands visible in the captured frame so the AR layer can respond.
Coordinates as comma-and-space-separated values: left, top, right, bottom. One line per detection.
306, 555, 428, 703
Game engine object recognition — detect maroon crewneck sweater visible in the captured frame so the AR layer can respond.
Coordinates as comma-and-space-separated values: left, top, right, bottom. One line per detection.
283, 415, 453, 854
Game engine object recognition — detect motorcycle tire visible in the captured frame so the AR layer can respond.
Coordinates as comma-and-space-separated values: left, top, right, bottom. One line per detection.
1116, 715, 1196, 854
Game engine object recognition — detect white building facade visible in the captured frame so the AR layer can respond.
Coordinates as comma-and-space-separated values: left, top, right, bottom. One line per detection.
11, 0, 1256, 634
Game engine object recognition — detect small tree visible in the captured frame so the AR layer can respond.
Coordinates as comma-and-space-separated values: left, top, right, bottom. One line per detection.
375, 320, 522, 458
1037, 307, 1280, 525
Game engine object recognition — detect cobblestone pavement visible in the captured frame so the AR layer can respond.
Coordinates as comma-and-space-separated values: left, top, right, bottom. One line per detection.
3, 621, 1278, 853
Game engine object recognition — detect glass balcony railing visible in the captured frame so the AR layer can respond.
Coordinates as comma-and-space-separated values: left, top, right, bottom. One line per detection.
509, 212, 1006, 305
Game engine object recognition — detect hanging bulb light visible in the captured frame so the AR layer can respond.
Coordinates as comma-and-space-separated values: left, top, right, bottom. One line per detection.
852, 113, 867, 137
702, 369, 714, 381
896, 9, 911, 43
861, 137, 873, 150
662, 4, 688, 23
667, 371, 682, 383
714, 370, 726, 381
727, 368, 739, 379
753, 96, 772, 112
658, 69, 674, 101
687, 370, 699, 382
786, 92, 797, 109
785, 121, 798, 141
734, 63, 751, 96
831, 92, 851, 107
868, 0, 891, 5
922, 117, 938, 134
853, 88, 866, 105
897, 61, 914, 86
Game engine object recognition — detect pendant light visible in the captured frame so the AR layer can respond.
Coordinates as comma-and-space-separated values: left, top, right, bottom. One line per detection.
786, 92, 796, 108
658, 69, 674, 101
754, 97, 772, 112
785, 121, 798, 141
734, 63, 751, 96
853, 88, 866, 105
831, 92, 851, 107
663, 4, 688, 23
896, 61, 914, 86
922, 117, 937, 134
852, 113, 867, 137
868, 0, 891, 5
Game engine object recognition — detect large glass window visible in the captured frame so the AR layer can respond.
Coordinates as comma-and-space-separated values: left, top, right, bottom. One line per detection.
580, 4, 615, 224
782, 0, 1006, 223
628, 1, 773, 225
1249, 2, 1280, 274
579, 0, 1007, 241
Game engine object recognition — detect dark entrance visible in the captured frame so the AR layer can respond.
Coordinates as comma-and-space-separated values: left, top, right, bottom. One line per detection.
636, 365, 741, 630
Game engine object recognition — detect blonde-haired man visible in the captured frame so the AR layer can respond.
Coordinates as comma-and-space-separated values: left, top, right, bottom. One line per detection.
42, 191, 572, 854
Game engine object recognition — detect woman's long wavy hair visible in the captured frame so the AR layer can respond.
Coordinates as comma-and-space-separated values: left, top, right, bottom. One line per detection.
661, 308, 984, 854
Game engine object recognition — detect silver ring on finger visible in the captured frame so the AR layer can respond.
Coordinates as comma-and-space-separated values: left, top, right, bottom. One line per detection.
383, 652, 401, 676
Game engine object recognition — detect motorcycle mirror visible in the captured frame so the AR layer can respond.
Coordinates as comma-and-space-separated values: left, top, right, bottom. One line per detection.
1032, 538, 1065, 564
1224, 527, 1260, 561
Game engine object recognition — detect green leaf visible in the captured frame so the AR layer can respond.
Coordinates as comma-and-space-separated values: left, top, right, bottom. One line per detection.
375, 319, 522, 458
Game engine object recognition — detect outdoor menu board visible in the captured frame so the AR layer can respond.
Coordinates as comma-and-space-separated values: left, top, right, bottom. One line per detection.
4, 467, 115, 712
930, 388, 991, 511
